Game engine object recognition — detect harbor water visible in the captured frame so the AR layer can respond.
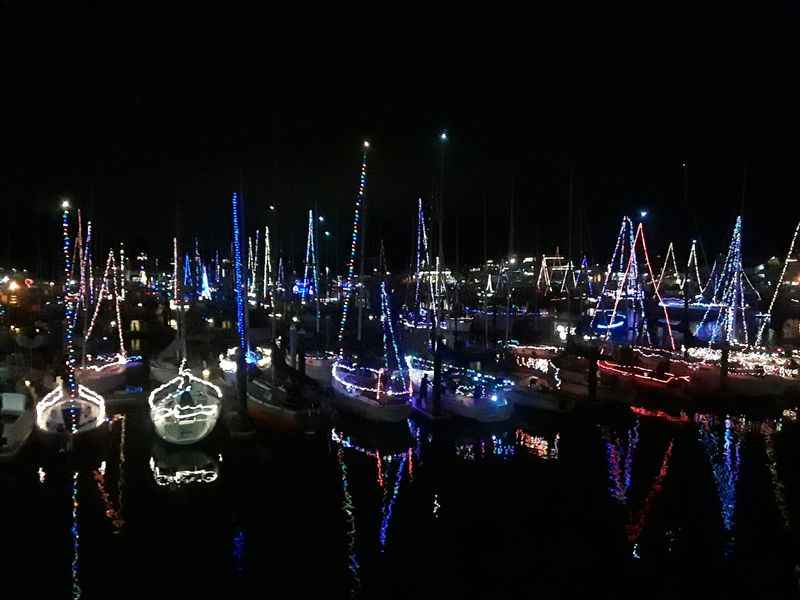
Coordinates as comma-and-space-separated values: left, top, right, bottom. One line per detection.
3, 393, 800, 599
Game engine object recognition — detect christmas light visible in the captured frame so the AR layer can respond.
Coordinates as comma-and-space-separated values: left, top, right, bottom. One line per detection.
598, 360, 690, 385
337, 143, 369, 351
655, 242, 680, 293
756, 221, 800, 345
698, 217, 752, 345
232, 192, 247, 357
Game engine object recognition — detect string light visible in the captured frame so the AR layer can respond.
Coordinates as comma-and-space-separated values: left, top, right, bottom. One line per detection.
598, 360, 690, 385
337, 142, 369, 351
655, 242, 680, 293
71, 471, 81, 600
756, 221, 800, 345
232, 192, 247, 357
263, 225, 272, 302
698, 217, 751, 345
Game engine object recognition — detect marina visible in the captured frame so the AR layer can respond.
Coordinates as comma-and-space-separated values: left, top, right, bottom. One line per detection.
3, 83, 800, 597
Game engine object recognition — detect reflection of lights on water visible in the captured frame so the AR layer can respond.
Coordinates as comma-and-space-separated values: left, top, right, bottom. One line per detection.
336, 448, 361, 597
697, 417, 741, 559
71, 472, 81, 600
232, 529, 246, 577
433, 493, 440, 519
38, 467, 46, 484
764, 431, 791, 530
379, 454, 407, 551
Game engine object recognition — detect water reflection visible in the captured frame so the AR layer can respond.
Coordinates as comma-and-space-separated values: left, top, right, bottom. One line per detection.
600, 415, 675, 557
70, 472, 81, 600
696, 413, 742, 558
149, 444, 221, 488
336, 446, 361, 598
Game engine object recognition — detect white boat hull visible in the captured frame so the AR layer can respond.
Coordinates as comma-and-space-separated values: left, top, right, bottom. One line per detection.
330, 377, 412, 423
440, 392, 513, 423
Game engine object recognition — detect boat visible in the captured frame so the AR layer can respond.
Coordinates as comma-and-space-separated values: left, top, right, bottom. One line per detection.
247, 375, 324, 433
75, 354, 128, 393
35, 377, 108, 446
148, 360, 222, 445
331, 361, 413, 423
246, 342, 325, 433
1, 391, 35, 462
405, 355, 514, 423
598, 359, 691, 391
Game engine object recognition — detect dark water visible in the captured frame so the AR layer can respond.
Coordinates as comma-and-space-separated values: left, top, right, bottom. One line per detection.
4, 401, 800, 599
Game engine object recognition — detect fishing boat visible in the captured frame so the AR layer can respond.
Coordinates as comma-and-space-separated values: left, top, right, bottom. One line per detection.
148, 359, 222, 445
406, 355, 514, 423
1, 391, 35, 462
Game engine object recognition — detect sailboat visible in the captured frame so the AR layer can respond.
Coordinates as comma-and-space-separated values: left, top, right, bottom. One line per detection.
74, 250, 130, 393
149, 358, 222, 444
246, 340, 325, 434
148, 237, 222, 445
36, 202, 109, 448
405, 354, 514, 422
329, 143, 414, 423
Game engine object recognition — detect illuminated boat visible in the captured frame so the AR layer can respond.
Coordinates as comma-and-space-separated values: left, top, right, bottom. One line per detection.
35, 377, 108, 441
598, 360, 691, 389
405, 355, 514, 423
330, 361, 413, 423
75, 353, 128, 394
148, 360, 222, 445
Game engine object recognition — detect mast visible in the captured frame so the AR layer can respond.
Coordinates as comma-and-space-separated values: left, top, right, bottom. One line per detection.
508, 175, 515, 258
357, 145, 370, 343
437, 130, 447, 269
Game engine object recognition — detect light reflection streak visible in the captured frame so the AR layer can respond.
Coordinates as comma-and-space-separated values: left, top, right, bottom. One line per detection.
697, 414, 742, 558
763, 426, 791, 530
71, 472, 81, 600
336, 448, 361, 598
379, 454, 408, 551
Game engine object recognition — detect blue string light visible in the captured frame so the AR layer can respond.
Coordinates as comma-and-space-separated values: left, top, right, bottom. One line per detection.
63, 206, 78, 397
232, 192, 247, 355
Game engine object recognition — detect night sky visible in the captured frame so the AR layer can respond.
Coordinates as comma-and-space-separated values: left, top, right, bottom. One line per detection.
3, 16, 800, 278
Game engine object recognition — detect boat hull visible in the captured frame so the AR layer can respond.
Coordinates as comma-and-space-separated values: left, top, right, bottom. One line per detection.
330, 378, 412, 423
441, 393, 513, 423
247, 393, 323, 433
76, 365, 126, 394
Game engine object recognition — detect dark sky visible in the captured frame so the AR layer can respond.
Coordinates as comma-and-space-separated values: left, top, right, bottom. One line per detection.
3, 14, 800, 278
